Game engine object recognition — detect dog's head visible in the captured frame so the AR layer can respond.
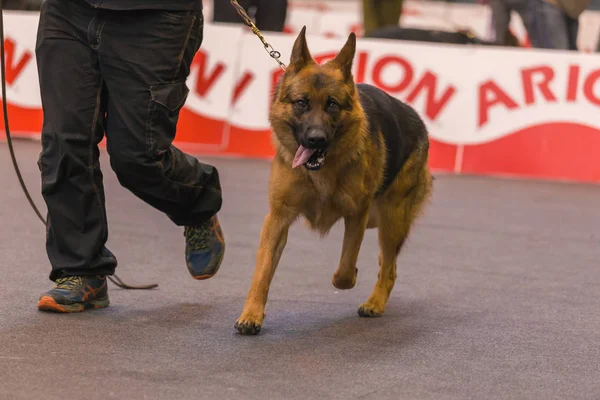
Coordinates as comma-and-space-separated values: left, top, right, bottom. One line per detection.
270, 27, 360, 171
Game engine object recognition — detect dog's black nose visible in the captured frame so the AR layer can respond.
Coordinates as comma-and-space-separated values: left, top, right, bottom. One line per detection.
306, 130, 328, 149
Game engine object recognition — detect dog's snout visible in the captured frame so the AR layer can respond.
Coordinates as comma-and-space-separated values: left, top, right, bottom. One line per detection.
306, 130, 328, 149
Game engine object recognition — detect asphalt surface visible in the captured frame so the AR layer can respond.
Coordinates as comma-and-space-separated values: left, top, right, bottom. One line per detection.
1, 139, 599, 400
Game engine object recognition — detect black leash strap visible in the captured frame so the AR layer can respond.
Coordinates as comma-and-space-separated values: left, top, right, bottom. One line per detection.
0, 0, 157, 290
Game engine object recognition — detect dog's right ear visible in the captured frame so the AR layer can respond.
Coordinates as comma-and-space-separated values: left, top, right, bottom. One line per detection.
326, 32, 356, 81
289, 26, 315, 73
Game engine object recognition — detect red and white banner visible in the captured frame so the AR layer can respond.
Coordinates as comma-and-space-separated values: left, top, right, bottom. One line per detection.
1, 10, 600, 183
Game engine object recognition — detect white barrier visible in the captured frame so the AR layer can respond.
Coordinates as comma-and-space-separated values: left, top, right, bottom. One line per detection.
1, 9, 599, 183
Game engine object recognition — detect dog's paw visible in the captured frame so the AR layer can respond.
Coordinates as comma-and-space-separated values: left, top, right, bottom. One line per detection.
332, 267, 357, 290
357, 302, 384, 318
234, 315, 263, 335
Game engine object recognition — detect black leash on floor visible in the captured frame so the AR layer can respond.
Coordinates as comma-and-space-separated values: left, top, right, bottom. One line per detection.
0, 0, 157, 290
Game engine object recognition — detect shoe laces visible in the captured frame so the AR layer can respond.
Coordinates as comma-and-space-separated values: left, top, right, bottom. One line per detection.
55, 276, 83, 290
184, 219, 214, 251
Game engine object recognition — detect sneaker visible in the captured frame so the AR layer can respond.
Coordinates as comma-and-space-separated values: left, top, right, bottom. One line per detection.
184, 215, 225, 280
37, 276, 109, 313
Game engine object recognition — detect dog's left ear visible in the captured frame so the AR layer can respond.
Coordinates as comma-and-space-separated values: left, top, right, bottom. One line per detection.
327, 32, 357, 80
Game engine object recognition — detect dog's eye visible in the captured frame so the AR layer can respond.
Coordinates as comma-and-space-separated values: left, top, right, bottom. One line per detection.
326, 100, 340, 112
294, 99, 308, 109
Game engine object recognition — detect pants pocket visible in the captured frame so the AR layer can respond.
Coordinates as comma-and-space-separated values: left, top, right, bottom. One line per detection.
145, 81, 190, 156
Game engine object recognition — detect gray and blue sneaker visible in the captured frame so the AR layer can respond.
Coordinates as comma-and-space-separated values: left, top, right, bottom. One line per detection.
184, 215, 225, 280
37, 276, 109, 313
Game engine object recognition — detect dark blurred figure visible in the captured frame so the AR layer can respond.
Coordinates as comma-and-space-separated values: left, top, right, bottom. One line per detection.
530, 0, 590, 50
3, 0, 43, 10
362, 0, 404, 36
485, 0, 540, 46
213, 0, 288, 32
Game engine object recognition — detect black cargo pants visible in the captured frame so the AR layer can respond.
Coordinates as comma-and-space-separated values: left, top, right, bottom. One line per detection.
36, 0, 223, 281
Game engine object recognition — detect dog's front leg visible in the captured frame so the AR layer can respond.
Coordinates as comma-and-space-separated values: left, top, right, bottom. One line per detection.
332, 207, 369, 290
235, 211, 293, 335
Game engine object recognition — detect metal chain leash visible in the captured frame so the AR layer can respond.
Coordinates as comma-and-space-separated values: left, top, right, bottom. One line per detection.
229, 0, 287, 71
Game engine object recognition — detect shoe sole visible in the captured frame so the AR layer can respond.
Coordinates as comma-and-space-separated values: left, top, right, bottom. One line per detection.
191, 243, 226, 281
37, 296, 110, 313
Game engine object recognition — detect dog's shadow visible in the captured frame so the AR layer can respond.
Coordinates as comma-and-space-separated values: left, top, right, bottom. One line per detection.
62, 296, 469, 362
107, 296, 465, 345
100, 301, 217, 329
231, 297, 466, 352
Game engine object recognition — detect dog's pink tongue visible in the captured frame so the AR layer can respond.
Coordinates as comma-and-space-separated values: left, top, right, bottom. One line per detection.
292, 145, 316, 169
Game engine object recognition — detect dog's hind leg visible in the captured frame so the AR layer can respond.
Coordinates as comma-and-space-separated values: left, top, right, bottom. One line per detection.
332, 208, 370, 290
358, 217, 406, 317
358, 154, 432, 317
235, 210, 295, 335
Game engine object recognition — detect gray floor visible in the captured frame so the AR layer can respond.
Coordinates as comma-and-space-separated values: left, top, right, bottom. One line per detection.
1, 139, 599, 400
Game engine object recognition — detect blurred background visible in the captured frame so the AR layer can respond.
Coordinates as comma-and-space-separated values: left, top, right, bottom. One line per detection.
1, 4, 598, 399
7, 0, 599, 51
2, 0, 599, 183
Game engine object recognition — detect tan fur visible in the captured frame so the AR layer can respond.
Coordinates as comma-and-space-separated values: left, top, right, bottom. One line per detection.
234, 27, 432, 335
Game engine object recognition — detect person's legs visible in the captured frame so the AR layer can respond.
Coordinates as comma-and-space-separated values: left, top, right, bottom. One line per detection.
531, 0, 570, 49
507, 0, 539, 46
255, 0, 288, 32
97, 9, 225, 279
378, 0, 403, 29
362, 0, 380, 37
35, 0, 113, 312
489, 0, 511, 44
363, 0, 402, 37
36, 0, 116, 280
565, 15, 580, 50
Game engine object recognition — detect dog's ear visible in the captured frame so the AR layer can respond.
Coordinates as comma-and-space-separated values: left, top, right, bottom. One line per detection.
327, 32, 356, 80
289, 26, 315, 72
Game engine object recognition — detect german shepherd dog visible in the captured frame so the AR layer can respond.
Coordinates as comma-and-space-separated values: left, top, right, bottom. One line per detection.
235, 27, 433, 335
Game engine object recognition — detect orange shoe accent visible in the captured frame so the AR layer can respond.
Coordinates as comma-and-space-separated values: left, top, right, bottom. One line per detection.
193, 273, 217, 281
37, 296, 82, 313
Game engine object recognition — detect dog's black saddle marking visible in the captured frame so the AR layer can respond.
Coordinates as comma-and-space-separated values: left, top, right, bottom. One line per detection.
357, 83, 428, 197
